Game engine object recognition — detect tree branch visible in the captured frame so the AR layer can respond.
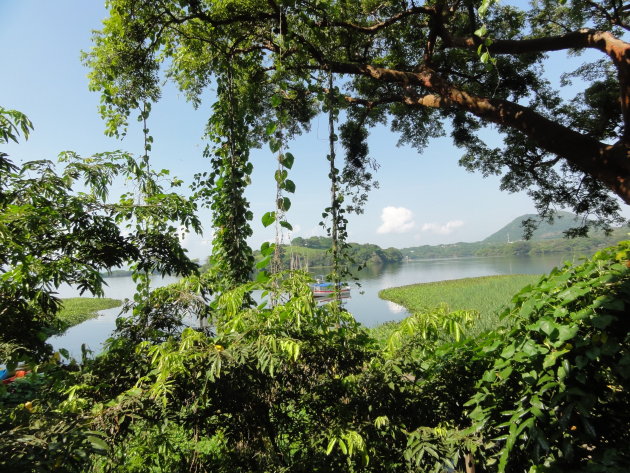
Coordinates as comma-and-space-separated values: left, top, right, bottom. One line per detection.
586, 0, 630, 32
444, 29, 630, 145
327, 60, 630, 204
315, 6, 432, 34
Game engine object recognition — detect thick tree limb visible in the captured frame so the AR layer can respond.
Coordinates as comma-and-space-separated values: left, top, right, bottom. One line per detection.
445, 29, 625, 57
328, 60, 630, 204
444, 29, 630, 144
342, 93, 443, 109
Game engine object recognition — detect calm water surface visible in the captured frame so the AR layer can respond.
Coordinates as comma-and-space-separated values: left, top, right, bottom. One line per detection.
50, 253, 583, 358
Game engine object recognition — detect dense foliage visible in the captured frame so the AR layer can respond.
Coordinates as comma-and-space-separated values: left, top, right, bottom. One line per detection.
2, 238, 629, 472
2, 110, 630, 472
469, 241, 630, 471
0, 107, 200, 363
2, 1, 630, 472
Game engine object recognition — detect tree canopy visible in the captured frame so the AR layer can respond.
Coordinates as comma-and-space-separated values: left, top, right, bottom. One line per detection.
86, 0, 630, 238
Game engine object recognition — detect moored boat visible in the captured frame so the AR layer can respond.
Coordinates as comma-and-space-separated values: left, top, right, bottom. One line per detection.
310, 281, 350, 298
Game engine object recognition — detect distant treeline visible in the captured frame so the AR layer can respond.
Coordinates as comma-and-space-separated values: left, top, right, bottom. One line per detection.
401, 226, 630, 259
100, 269, 162, 278
252, 237, 403, 269
101, 270, 135, 278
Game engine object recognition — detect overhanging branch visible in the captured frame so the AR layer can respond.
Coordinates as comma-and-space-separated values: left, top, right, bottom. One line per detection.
326, 60, 630, 204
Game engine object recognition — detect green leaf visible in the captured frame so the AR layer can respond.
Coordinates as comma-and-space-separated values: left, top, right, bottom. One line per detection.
274, 169, 287, 183
87, 436, 108, 452
256, 255, 271, 269
338, 438, 347, 455
262, 211, 276, 227
539, 319, 558, 337
557, 324, 578, 342
474, 25, 488, 37
277, 197, 291, 211
279, 220, 293, 230
270, 94, 282, 108
500, 343, 516, 359
283, 179, 296, 193
265, 122, 278, 136
281, 152, 294, 169
260, 242, 274, 257
543, 349, 568, 369
478, 0, 495, 16
326, 438, 337, 455
269, 139, 281, 153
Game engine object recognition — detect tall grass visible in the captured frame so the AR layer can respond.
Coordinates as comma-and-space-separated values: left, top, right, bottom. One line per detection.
55, 298, 122, 333
378, 274, 542, 336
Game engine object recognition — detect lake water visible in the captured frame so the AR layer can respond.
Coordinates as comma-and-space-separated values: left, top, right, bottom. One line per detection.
49, 253, 582, 358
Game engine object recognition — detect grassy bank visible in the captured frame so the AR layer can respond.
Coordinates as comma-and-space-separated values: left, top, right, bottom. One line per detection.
378, 274, 542, 336
54, 298, 122, 334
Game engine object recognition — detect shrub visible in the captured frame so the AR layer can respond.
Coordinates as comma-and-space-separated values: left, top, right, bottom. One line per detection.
467, 241, 630, 472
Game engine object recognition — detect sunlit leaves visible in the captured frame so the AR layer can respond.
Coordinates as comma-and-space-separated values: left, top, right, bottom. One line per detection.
261, 211, 276, 227
1, 111, 200, 361
468, 241, 630, 471
0, 107, 33, 145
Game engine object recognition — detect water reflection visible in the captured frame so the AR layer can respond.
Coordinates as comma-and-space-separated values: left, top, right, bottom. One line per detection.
385, 301, 406, 314
51, 254, 578, 358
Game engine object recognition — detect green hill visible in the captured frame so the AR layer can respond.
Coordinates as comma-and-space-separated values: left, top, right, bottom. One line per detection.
400, 214, 629, 260
482, 211, 582, 243
247, 239, 404, 271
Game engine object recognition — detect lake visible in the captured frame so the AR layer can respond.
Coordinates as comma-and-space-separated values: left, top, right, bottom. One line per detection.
49, 253, 582, 358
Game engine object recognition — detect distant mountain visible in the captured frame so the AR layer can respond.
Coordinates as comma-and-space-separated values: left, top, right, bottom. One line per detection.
482, 211, 583, 243
400, 214, 628, 260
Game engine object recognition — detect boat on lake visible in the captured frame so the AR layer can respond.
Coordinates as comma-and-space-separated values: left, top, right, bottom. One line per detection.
311, 276, 350, 298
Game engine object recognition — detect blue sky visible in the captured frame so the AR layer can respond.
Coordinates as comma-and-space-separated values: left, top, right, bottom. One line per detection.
2, 1, 626, 260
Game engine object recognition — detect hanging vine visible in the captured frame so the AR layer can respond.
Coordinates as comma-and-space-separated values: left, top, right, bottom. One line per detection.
259, 9, 297, 282
321, 71, 354, 297
328, 71, 340, 280
193, 58, 255, 292
130, 102, 154, 303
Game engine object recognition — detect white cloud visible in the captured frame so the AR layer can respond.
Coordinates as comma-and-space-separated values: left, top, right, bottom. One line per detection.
386, 301, 407, 314
377, 206, 415, 234
420, 220, 464, 235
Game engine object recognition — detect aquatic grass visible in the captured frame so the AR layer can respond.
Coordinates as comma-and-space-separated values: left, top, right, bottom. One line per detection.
378, 274, 542, 337
55, 298, 122, 333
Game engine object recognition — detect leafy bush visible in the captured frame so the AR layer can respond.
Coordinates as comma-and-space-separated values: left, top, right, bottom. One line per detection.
468, 241, 630, 472
3, 244, 629, 473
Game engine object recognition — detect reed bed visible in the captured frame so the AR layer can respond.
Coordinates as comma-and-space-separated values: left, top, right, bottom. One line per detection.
378, 274, 542, 336
57, 298, 122, 332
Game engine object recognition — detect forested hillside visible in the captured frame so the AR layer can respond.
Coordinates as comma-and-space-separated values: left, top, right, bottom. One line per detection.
483, 211, 588, 243
252, 237, 403, 269
402, 221, 629, 259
